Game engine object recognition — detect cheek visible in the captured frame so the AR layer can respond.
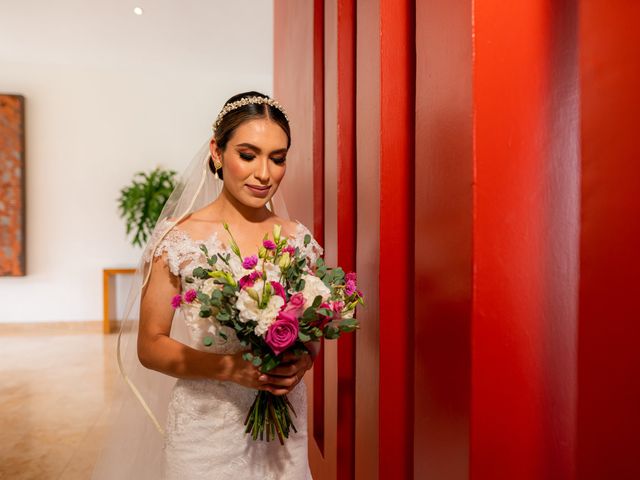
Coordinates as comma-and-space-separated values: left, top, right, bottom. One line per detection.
271, 164, 286, 183
225, 158, 251, 180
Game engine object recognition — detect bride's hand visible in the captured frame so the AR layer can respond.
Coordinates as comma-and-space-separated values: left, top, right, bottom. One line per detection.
225, 349, 314, 395
224, 349, 309, 393
258, 350, 314, 396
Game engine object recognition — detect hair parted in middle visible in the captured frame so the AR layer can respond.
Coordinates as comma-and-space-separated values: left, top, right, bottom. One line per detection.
209, 91, 291, 180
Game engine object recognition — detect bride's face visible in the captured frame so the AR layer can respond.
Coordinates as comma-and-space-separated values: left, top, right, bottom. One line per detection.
213, 118, 288, 209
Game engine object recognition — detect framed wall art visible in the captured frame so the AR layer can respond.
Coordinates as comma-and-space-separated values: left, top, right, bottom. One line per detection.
0, 94, 26, 276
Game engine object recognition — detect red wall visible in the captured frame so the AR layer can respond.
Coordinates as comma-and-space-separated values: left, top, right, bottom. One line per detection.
275, 1, 640, 478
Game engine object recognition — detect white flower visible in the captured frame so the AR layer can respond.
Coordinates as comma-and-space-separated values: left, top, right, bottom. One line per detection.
227, 256, 249, 279
235, 279, 285, 337
301, 274, 331, 309
261, 260, 282, 282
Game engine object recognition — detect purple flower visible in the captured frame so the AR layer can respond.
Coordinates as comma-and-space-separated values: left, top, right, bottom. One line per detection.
242, 255, 258, 269
265, 314, 299, 356
283, 292, 306, 316
263, 240, 277, 250
345, 279, 356, 296
184, 289, 197, 303
270, 281, 286, 301
239, 270, 262, 289
171, 294, 183, 309
345, 272, 357, 283
283, 245, 296, 255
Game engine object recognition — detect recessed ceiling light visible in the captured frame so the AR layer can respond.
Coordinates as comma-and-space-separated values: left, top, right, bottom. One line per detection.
133, 7, 144, 15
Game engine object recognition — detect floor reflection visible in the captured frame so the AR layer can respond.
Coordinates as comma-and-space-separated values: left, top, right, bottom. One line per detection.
0, 330, 118, 479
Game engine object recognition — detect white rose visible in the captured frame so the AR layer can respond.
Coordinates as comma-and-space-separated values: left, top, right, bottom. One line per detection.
235, 279, 285, 337
301, 274, 331, 309
254, 294, 285, 337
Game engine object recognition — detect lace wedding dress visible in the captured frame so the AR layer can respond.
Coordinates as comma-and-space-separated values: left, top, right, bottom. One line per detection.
145, 218, 321, 479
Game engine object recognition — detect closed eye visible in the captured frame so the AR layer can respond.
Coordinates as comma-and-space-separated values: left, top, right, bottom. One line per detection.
239, 152, 286, 164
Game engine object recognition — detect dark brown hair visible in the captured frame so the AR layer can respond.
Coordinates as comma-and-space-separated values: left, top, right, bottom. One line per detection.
209, 91, 291, 180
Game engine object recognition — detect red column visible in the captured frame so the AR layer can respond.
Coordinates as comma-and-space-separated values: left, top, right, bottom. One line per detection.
472, 1, 580, 478
577, 2, 640, 478
414, 0, 473, 477
378, 0, 416, 478
354, 0, 381, 478
335, 0, 357, 478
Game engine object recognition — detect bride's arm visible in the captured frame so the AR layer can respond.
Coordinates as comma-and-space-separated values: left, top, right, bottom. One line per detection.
137, 252, 232, 381
138, 250, 318, 394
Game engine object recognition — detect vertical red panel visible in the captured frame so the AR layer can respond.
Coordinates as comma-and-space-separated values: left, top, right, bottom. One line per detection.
335, 0, 357, 478
414, 0, 472, 478
312, 0, 327, 456
378, 0, 415, 478
577, 2, 640, 478
274, 0, 330, 474
354, 0, 381, 478
472, 1, 579, 479
321, 0, 340, 476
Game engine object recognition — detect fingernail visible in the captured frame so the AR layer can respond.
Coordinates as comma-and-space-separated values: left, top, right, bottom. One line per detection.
259, 375, 267, 381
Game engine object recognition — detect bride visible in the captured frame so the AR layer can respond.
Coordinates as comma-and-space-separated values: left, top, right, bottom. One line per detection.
92, 92, 321, 479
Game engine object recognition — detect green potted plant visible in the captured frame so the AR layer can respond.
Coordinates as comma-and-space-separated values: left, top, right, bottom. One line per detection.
118, 167, 177, 247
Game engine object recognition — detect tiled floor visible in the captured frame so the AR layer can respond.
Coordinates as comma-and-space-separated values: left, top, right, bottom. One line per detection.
0, 329, 118, 479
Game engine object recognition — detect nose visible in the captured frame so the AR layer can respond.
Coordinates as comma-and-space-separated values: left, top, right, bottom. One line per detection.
254, 156, 270, 183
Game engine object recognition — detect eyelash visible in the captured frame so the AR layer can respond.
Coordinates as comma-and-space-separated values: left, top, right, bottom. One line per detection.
239, 152, 286, 164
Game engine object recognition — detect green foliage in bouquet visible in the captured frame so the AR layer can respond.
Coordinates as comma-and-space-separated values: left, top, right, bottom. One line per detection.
117, 167, 177, 247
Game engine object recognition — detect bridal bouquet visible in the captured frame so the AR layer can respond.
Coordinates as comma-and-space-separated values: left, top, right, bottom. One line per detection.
170, 223, 364, 445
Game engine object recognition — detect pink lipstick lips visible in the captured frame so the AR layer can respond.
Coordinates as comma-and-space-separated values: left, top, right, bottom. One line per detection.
246, 184, 271, 198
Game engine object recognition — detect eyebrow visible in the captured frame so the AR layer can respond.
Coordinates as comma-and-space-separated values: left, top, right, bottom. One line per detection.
235, 143, 288, 155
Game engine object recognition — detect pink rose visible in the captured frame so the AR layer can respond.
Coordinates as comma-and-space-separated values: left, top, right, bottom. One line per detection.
283, 292, 306, 316
270, 281, 286, 301
265, 315, 299, 356
311, 301, 334, 329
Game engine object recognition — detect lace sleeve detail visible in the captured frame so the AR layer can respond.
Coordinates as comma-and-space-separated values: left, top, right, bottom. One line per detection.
290, 222, 324, 269
142, 219, 199, 277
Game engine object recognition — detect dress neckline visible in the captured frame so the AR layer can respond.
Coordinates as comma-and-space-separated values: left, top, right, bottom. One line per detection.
164, 218, 306, 255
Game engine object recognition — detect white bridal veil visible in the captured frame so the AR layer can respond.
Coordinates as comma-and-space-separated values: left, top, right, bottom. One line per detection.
91, 134, 290, 478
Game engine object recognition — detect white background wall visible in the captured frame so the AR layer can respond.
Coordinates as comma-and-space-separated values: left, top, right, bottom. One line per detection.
0, 1, 273, 322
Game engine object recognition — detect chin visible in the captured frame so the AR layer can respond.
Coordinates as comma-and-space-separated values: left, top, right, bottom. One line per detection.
240, 194, 272, 209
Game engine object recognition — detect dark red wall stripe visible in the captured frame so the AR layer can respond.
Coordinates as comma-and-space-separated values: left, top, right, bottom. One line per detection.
312, 0, 327, 455
378, 0, 415, 478
336, 0, 357, 478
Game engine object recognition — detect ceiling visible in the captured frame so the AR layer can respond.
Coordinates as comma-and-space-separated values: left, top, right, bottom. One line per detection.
0, 0, 273, 74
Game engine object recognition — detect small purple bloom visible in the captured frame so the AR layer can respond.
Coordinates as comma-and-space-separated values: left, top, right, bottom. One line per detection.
345, 272, 357, 283
171, 294, 183, 309
283, 245, 296, 255
239, 270, 262, 289
345, 279, 356, 296
263, 240, 277, 250
242, 254, 258, 269
184, 289, 197, 303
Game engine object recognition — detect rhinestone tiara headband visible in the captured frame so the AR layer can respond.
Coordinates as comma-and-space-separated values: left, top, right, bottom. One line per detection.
212, 96, 290, 132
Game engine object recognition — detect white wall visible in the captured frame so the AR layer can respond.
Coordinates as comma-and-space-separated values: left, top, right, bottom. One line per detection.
0, 1, 273, 322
